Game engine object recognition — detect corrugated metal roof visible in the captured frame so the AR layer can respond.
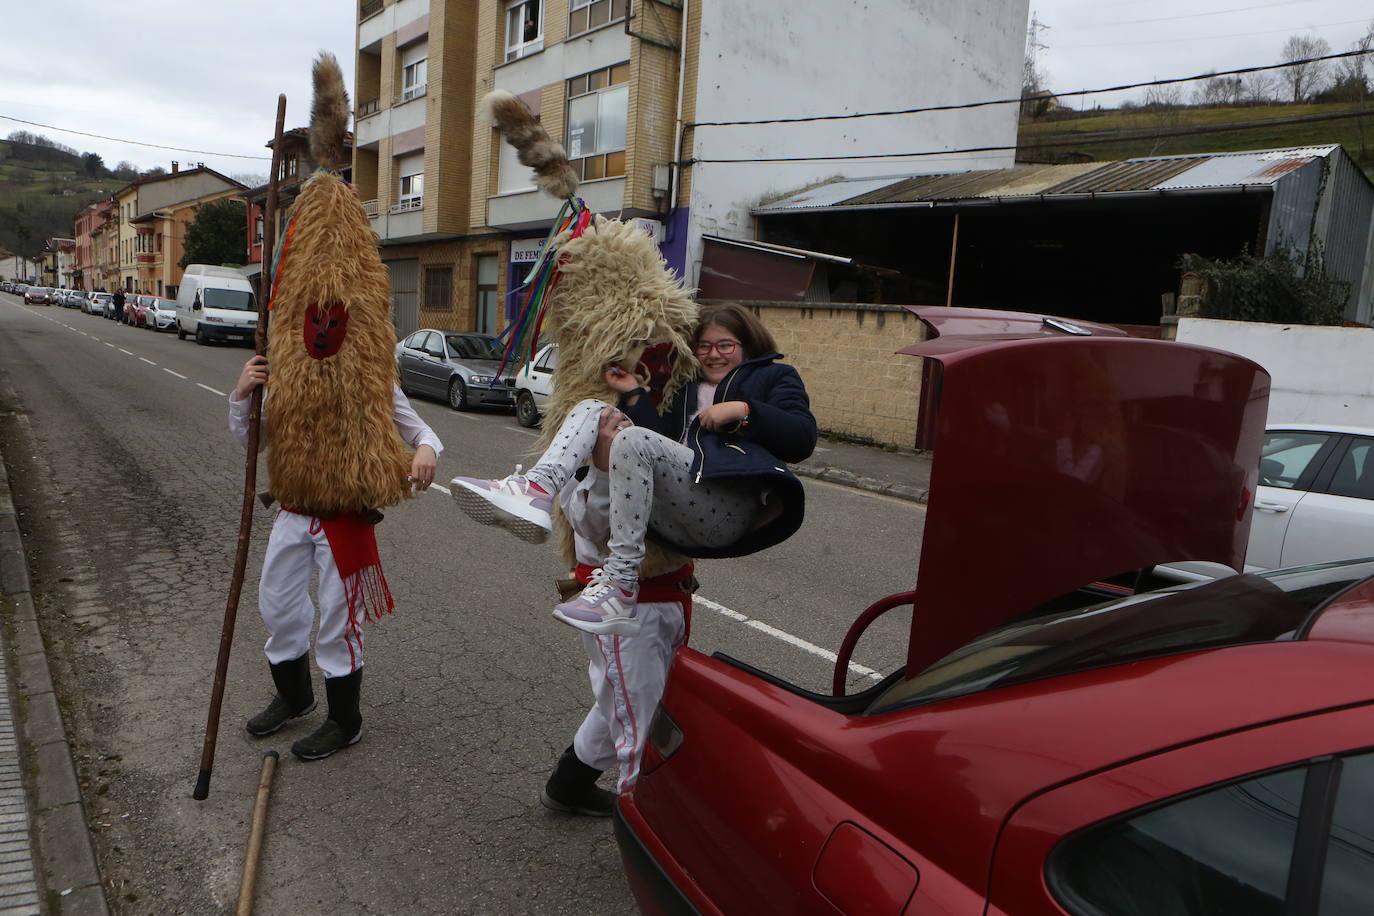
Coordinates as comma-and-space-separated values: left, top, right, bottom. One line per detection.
754, 146, 1348, 213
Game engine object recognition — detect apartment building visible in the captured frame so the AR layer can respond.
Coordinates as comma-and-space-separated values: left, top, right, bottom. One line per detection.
73, 203, 104, 290
354, 0, 1028, 334
89, 199, 119, 291
110, 165, 244, 294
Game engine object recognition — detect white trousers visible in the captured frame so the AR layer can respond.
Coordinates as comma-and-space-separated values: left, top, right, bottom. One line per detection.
572, 597, 686, 791
259, 510, 364, 679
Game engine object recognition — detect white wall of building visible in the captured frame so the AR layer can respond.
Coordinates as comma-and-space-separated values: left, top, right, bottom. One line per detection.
686, 0, 1029, 280
1177, 317, 1374, 426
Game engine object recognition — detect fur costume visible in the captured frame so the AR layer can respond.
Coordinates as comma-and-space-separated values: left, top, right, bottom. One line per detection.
481, 90, 699, 578
267, 53, 414, 514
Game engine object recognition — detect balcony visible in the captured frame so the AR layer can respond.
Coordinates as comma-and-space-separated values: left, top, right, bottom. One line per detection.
359, 0, 382, 20
136, 253, 155, 264
362, 199, 379, 219
358, 97, 381, 119
388, 196, 423, 214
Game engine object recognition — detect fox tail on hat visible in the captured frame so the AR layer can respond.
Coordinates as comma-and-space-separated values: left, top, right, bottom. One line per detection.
310, 52, 351, 170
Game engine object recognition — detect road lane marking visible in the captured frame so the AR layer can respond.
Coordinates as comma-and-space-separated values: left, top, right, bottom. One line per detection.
103, 342, 114, 348
163, 369, 188, 379
139, 358, 156, 365
693, 595, 884, 681
430, 483, 451, 495
505, 426, 539, 435
118, 348, 133, 355
197, 383, 227, 397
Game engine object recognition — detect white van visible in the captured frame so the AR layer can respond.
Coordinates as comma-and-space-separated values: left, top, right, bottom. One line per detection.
175, 265, 258, 345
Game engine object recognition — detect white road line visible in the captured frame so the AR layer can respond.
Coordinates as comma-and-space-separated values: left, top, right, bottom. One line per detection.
692, 595, 883, 681
103, 342, 115, 348
162, 368, 188, 379
505, 426, 539, 435
139, 357, 156, 365
429, 483, 451, 495
449, 412, 478, 420
118, 348, 133, 355
197, 383, 228, 397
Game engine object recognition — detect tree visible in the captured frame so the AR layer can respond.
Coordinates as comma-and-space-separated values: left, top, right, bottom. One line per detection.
1193, 73, 1244, 106
140, 166, 167, 177
1242, 71, 1280, 104
230, 172, 269, 188
1279, 34, 1331, 102
81, 152, 106, 177
180, 198, 247, 269
112, 161, 139, 181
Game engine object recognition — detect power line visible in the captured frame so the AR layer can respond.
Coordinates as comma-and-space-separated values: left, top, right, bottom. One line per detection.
682, 108, 1370, 165
0, 114, 271, 161
1057, 0, 1326, 30
685, 47, 1373, 128
1055, 17, 1371, 50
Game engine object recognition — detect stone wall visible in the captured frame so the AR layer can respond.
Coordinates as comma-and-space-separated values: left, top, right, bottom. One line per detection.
719, 301, 926, 448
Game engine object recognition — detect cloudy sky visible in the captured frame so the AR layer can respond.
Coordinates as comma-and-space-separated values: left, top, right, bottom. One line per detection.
0, 0, 1367, 179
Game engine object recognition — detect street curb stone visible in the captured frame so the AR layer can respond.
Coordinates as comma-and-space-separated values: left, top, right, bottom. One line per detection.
793, 464, 928, 504
0, 399, 108, 913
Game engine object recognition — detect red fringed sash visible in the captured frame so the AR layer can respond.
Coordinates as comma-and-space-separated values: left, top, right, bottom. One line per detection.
320, 513, 394, 623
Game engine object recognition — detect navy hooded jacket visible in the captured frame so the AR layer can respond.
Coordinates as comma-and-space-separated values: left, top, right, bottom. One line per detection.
620, 352, 817, 558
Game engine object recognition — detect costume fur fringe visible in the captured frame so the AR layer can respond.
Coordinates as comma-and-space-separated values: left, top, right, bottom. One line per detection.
309, 52, 351, 169
538, 217, 701, 577
265, 169, 412, 512
479, 90, 579, 200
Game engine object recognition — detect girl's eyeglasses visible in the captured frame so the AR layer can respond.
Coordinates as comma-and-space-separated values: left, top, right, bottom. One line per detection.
695, 339, 740, 356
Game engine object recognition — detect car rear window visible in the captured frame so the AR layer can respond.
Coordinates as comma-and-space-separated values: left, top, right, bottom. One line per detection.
867, 560, 1374, 715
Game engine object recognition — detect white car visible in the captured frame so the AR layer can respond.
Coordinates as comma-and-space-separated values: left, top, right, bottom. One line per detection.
1161, 424, 1374, 582
513, 343, 557, 427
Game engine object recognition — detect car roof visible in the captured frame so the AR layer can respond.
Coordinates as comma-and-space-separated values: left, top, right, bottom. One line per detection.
1267, 423, 1374, 437
893, 306, 1270, 675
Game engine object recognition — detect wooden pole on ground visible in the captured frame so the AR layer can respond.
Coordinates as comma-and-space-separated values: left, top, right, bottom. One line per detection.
235, 750, 280, 916
194, 93, 287, 801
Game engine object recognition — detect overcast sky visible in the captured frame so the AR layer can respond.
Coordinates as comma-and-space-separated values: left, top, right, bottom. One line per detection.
0, 1, 1367, 180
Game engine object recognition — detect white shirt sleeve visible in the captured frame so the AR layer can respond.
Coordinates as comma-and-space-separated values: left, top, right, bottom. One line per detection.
392, 386, 444, 456
227, 391, 265, 453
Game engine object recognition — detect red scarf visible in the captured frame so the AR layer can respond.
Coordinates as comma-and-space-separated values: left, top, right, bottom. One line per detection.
319, 513, 394, 623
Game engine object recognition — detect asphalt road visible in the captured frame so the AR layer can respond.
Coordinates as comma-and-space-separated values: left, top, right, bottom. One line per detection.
0, 293, 925, 914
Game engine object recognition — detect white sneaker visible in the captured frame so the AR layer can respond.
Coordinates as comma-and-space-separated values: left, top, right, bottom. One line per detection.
450, 471, 554, 544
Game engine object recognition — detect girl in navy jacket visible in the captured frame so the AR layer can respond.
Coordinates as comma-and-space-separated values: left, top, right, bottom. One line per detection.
452, 303, 817, 636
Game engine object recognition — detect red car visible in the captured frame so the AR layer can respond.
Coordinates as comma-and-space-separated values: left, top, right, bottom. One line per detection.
615, 307, 1374, 915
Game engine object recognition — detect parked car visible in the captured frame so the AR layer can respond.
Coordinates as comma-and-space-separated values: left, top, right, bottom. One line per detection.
146, 297, 177, 331
23, 286, 54, 305
63, 290, 88, 309
395, 329, 515, 411
127, 294, 158, 327
513, 342, 557, 427
86, 292, 112, 317
611, 307, 1374, 916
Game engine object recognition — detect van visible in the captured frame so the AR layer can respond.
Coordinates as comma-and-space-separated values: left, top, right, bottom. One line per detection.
175, 265, 258, 345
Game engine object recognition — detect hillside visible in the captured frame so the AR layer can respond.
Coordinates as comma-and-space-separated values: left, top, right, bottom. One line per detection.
1017, 101, 1374, 178
0, 140, 118, 259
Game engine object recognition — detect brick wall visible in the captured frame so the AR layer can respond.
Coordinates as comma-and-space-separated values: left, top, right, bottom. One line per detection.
383, 237, 508, 331
727, 301, 926, 448
625, 1, 682, 213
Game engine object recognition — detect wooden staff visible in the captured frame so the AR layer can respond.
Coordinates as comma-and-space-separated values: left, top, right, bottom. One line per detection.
195, 94, 287, 801
235, 750, 280, 915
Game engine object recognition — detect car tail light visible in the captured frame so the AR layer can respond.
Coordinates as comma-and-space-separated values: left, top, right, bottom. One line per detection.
640, 707, 682, 777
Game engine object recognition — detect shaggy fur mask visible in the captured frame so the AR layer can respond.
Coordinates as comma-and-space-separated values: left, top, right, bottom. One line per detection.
265, 54, 413, 513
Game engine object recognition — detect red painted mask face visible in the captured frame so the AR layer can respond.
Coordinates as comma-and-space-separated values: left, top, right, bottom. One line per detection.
634, 343, 678, 407
304, 301, 349, 359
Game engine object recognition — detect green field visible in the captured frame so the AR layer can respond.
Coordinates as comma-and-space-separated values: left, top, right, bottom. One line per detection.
1018, 102, 1374, 177
0, 140, 117, 260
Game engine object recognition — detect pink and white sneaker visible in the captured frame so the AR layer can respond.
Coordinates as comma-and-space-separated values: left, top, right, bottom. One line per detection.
450, 470, 554, 544
552, 570, 641, 637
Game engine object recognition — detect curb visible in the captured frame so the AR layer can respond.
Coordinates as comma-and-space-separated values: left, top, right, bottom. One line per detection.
792, 464, 928, 504
0, 391, 108, 913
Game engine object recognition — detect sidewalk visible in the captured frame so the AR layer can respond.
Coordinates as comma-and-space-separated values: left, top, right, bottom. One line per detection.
0, 414, 107, 913
793, 436, 931, 504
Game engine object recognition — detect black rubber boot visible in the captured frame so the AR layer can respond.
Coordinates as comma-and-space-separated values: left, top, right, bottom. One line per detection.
540, 745, 616, 817
291, 669, 363, 761
245, 655, 316, 737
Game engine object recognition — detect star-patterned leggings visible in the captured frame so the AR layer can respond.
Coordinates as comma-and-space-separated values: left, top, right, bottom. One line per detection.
527, 399, 759, 587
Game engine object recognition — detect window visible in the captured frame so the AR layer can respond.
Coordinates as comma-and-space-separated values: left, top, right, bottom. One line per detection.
1326, 438, 1374, 501
505, 0, 544, 62
280, 153, 299, 181
1260, 432, 1333, 489
475, 254, 498, 334
568, 0, 627, 37
401, 57, 425, 102
1055, 766, 1306, 915
396, 152, 424, 211
1320, 752, 1374, 914
254, 216, 264, 244
423, 265, 452, 312
566, 64, 630, 181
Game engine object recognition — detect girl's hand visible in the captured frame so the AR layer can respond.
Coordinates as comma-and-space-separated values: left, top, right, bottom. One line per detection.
234, 355, 269, 400
604, 366, 641, 394
698, 400, 749, 432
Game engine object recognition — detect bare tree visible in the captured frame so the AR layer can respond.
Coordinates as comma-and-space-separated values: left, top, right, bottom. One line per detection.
1142, 85, 1186, 153
1335, 18, 1374, 95
1243, 70, 1280, 103
1280, 34, 1332, 102
1193, 73, 1244, 106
